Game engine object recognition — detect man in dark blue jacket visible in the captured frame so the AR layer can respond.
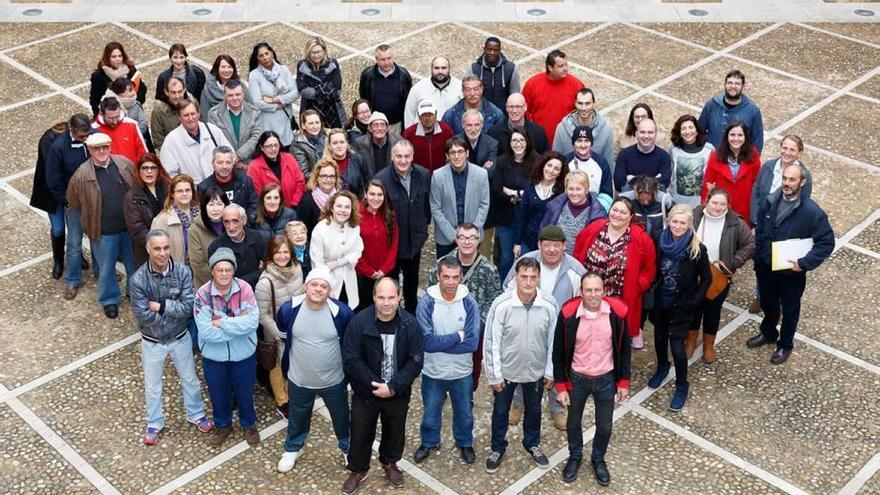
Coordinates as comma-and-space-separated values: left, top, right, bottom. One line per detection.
698, 69, 765, 153
746, 163, 834, 364
341, 277, 424, 494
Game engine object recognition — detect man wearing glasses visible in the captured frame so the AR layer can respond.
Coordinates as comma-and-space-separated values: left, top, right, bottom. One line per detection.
427, 223, 503, 390
429, 136, 490, 258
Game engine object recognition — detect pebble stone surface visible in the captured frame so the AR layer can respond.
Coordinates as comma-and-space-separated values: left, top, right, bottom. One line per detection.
0, 16, 878, 495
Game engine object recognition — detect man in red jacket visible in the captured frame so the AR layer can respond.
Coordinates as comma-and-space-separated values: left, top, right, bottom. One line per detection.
92, 97, 146, 164
522, 50, 584, 148
402, 98, 454, 174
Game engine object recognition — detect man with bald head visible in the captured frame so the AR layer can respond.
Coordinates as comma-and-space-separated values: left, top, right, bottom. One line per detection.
404, 56, 463, 128
488, 93, 549, 154
613, 118, 671, 192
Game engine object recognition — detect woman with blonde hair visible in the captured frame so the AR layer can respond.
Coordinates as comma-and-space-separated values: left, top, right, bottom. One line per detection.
538, 170, 609, 254
646, 204, 711, 412
255, 234, 304, 419
151, 174, 200, 264
309, 190, 364, 308
296, 37, 345, 129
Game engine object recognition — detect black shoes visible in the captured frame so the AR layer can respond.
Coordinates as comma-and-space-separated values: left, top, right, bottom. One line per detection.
746, 333, 775, 349
459, 446, 476, 464
50, 234, 65, 280
413, 444, 439, 464
562, 457, 582, 483
591, 460, 611, 486
103, 304, 118, 319
770, 348, 792, 365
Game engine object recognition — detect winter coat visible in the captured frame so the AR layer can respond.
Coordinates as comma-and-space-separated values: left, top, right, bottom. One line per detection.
553, 110, 615, 167
296, 58, 346, 129
698, 93, 764, 153
749, 158, 813, 226
653, 240, 712, 337
356, 203, 399, 278
310, 220, 365, 308
194, 278, 259, 362
151, 208, 193, 264
46, 131, 91, 206
30, 125, 66, 213
255, 207, 299, 242
753, 189, 834, 272
358, 63, 413, 125
337, 152, 371, 198
255, 262, 304, 363
248, 63, 299, 147
553, 296, 631, 391
188, 215, 219, 289
342, 307, 424, 402
124, 184, 167, 267
206, 101, 263, 165
130, 258, 194, 343
374, 164, 432, 259
66, 155, 135, 241
290, 131, 326, 178
470, 54, 521, 117
155, 64, 206, 105
573, 219, 657, 337
441, 98, 504, 137
161, 121, 232, 185
693, 206, 755, 273
483, 288, 557, 384
196, 169, 259, 225
247, 152, 306, 208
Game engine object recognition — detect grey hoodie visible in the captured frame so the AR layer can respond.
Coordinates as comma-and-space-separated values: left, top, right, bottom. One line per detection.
552, 109, 614, 167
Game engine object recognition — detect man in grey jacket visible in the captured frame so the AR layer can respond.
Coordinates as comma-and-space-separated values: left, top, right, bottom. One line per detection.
207, 80, 262, 167
129, 229, 213, 446
430, 136, 490, 258
483, 257, 557, 473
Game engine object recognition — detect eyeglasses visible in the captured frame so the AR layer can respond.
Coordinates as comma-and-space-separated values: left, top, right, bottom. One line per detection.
456, 235, 479, 242
318, 174, 336, 179
447, 149, 467, 156
140, 165, 158, 171
506, 105, 525, 110
510, 138, 526, 143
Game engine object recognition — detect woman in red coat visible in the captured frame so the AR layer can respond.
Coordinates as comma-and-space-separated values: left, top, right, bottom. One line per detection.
355, 179, 399, 311
573, 197, 657, 348
247, 131, 306, 208
700, 121, 761, 227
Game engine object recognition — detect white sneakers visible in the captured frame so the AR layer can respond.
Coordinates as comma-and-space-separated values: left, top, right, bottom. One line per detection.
277, 451, 300, 473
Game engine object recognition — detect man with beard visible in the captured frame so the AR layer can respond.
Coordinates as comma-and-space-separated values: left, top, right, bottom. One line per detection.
459, 109, 499, 170
404, 56, 462, 128
470, 37, 521, 118
698, 69, 765, 153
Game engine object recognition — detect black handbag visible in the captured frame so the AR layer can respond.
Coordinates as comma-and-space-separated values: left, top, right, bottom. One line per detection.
256, 279, 279, 370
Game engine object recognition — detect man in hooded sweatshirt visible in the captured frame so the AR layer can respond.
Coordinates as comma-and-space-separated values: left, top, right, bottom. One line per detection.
552, 88, 613, 167
698, 69, 765, 153
470, 37, 521, 119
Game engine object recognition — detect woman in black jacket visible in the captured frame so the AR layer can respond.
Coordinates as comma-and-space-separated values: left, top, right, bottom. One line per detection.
31, 122, 68, 279
647, 204, 711, 413
296, 37, 345, 129
154, 43, 206, 106
89, 42, 147, 117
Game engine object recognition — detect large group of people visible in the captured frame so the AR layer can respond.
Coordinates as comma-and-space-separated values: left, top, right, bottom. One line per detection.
29, 34, 837, 493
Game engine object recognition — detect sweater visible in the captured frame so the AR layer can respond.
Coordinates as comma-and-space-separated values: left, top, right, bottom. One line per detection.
403, 77, 463, 128
522, 73, 585, 148
698, 93, 765, 153
355, 203, 399, 278
614, 145, 672, 192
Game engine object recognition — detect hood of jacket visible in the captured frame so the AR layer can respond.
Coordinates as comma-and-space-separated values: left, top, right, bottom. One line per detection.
426, 283, 470, 304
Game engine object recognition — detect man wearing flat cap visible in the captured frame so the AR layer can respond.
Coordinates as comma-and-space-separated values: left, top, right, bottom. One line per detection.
65, 132, 137, 318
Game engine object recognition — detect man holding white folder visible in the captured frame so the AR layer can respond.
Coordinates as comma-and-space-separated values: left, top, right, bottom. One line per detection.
746, 163, 834, 364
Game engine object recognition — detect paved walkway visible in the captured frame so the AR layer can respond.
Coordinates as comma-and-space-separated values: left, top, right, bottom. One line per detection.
0, 10, 878, 495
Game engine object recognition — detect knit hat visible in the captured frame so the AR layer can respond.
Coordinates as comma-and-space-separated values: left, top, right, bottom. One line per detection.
209, 247, 237, 271
305, 265, 336, 287
367, 111, 389, 125
539, 225, 566, 243
571, 126, 593, 145
85, 132, 112, 147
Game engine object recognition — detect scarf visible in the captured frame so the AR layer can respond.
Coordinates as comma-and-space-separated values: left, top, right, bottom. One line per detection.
173, 203, 199, 231
210, 220, 224, 237
659, 228, 693, 262
102, 64, 129, 81
354, 120, 368, 134
258, 62, 289, 94
271, 261, 299, 280
293, 244, 306, 263
312, 187, 337, 210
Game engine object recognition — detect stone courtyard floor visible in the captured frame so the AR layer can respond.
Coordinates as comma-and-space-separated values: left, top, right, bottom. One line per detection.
0, 12, 879, 495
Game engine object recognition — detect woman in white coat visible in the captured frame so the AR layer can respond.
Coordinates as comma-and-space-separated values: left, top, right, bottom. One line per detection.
309, 190, 364, 308
248, 42, 299, 150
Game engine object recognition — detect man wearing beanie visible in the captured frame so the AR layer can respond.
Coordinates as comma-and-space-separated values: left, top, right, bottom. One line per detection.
276, 266, 354, 474
194, 247, 261, 448
565, 126, 613, 197
502, 225, 585, 431
552, 88, 614, 166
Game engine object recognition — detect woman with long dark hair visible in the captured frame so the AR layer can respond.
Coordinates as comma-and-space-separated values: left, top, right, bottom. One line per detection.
512, 151, 567, 258
355, 180, 398, 310
492, 127, 539, 278
701, 121, 761, 227
668, 114, 714, 207
124, 153, 170, 266
89, 41, 147, 117
248, 42, 299, 149
188, 186, 230, 290
296, 37, 345, 129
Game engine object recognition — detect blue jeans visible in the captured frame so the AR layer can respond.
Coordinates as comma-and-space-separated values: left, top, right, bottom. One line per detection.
495, 225, 516, 284
141, 333, 206, 429
283, 379, 350, 453
203, 353, 257, 429
491, 378, 544, 453
90, 231, 136, 306
566, 371, 615, 462
49, 206, 65, 237
63, 208, 86, 287
420, 375, 473, 448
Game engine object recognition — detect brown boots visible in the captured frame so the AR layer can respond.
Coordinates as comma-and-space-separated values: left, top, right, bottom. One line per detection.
702, 334, 716, 363
684, 330, 698, 358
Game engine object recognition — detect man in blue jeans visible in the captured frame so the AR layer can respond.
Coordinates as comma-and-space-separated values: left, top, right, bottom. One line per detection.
129, 229, 213, 445
65, 133, 137, 318
414, 257, 480, 465
483, 257, 557, 473
553, 272, 631, 486
276, 266, 354, 473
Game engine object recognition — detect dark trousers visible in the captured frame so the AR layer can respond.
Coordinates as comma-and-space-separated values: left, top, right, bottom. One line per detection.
203, 353, 257, 429
435, 243, 455, 259
356, 275, 376, 312
692, 284, 731, 335
566, 371, 615, 462
391, 254, 421, 313
348, 394, 409, 472
652, 307, 689, 385
756, 263, 806, 351
490, 378, 543, 454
